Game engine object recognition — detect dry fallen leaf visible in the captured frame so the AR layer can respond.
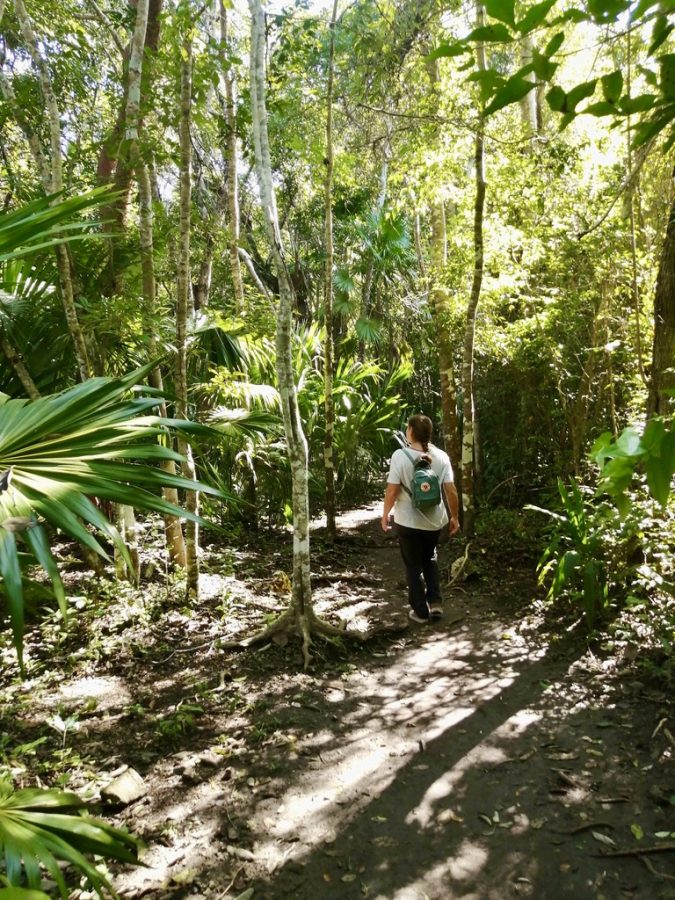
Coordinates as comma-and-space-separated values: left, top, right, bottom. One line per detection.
592, 831, 616, 847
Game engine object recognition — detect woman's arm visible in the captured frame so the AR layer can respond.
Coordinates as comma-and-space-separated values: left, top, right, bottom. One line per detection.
381, 483, 401, 532
443, 482, 460, 535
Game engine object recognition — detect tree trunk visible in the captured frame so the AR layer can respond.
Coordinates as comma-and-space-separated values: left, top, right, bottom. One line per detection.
0, 335, 40, 399
323, 0, 339, 541
461, 3, 487, 538
424, 51, 462, 490
246, 0, 349, 666
220, 2, 246, 314
519, 34, 538, 135
137, 157, 188, 568
360, 122, 391, 323
175, 28, 199, 597
13, 0, 92, 382
647, 181, 675, 419
97, 0, 163, 238
429, 202, 462, 482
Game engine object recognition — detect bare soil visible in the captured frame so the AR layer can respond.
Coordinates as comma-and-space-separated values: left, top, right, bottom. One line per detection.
2, 507, 674, 899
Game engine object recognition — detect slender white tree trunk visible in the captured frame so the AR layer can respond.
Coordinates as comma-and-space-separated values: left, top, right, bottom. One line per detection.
220, 2, 246, 313
176, 27, 199, 596
248, 0, 315, 663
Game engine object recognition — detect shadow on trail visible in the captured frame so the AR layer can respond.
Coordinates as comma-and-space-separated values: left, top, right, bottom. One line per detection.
241, 629, 593, 899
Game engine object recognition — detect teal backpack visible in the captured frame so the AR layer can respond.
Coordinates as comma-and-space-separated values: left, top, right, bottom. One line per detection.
400, 449, 442, 510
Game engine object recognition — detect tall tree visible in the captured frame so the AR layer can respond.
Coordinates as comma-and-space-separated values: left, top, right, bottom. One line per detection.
245, 0, 349, 665
323, 0, 339, 541
647, 178, 675, 419
219, 1, 245, 314
175, 12, 199, 595
461, 3, 487, 537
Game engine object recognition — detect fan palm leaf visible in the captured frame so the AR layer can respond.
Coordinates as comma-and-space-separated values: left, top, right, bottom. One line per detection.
0, 362, 224, 668
0, 781, 137, 898
0, 189, 116, 263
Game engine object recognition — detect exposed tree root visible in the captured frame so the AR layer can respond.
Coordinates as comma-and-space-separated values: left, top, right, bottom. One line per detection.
221, 604, 399, 669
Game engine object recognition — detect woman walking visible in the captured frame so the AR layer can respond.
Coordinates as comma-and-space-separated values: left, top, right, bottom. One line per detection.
381, 415, 460, 622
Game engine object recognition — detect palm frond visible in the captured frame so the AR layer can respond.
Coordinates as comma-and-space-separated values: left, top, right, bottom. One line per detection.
0, 780, 137, 898
0, 188, 118, 263
0, 363, 225, 668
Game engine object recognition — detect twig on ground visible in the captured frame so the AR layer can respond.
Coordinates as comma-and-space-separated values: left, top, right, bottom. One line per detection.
641, 854, 675, 882
651, 717, 667, 739
553, 821, 614, 835
216, 865, 244, 898
594, 843, 675, 858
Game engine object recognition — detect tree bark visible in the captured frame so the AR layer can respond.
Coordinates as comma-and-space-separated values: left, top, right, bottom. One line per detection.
423, 51, 462, 482
175, 27, 199, 596
0, 335, 40, 399
360, 121, 391, 324
519, 34, 538, 136
461, 3, 487, 538
137, 156, 188, 568
323, 0, 339, 541
647, 180, 675, 419
249, 0, 338, 666
220, 2, 245, 314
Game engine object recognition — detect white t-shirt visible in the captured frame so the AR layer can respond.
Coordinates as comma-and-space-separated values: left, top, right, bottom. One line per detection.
386, 444, 454, 531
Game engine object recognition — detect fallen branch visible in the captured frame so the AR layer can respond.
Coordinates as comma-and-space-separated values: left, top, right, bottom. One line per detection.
641, 855, 675, 882
594, 843, 675, 858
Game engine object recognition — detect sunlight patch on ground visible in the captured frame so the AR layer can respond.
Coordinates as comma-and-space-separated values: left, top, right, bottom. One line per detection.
57, 676, 132, 712
250, 628, 518, 872
377, 840, 489, 899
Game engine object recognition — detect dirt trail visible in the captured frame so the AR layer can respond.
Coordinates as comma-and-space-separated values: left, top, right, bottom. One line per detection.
4, 508, 673, 899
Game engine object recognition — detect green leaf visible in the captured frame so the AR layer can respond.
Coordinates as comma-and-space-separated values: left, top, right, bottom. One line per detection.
484, 0, 515, 27
619, 93, 657, 113
585, 101, 616, 116
546, 85, 567, 111
566, 79, 597, 111
559, 7, 590, 22
543, 31, 565, 57
0, 890, 51, 899
465, 23, 514, 42
515, 0, 557, 34
468, 69, 505, 103
22, 525, 66, 620
485, 76, 537, 114
601, 69, 623, 102
631, 823, 644, 840
660, 53, 675, 99
649, 15, 675, 55
588, 0, 631, 22
532, 51, 558, 81
0, 530, 23, 668
425, 42, 467, 60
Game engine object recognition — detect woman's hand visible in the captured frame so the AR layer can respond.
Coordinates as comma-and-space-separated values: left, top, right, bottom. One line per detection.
381, 514, 392, 533
448, 516, 460, 536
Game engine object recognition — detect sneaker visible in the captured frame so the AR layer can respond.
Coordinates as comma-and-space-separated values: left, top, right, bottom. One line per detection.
408, 609, 429, 624
429, 604, 443, 618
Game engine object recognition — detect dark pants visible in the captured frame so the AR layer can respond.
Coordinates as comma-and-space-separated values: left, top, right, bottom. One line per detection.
395, 523, 443, 619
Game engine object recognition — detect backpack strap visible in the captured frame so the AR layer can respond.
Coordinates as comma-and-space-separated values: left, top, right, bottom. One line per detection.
399, 448, 418, 498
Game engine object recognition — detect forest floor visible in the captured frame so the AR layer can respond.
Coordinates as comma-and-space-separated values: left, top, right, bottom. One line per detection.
1, 507, 674, 900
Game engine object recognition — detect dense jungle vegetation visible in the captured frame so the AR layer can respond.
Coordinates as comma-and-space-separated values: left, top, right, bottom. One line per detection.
0, 0, 673, 895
